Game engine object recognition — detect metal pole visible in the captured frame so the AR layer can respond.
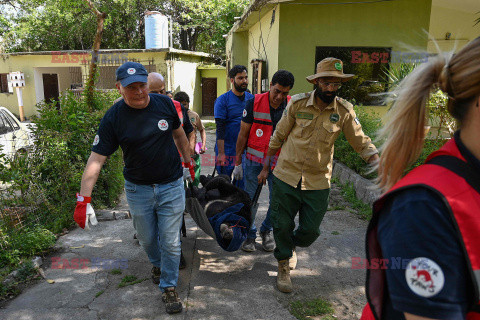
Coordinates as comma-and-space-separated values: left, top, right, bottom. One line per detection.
170, 19, 173, 48
16, 87, 25, 121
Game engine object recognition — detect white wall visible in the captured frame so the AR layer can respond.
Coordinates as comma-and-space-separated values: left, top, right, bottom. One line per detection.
171, 60, 198, 107
33, 67, 72, 104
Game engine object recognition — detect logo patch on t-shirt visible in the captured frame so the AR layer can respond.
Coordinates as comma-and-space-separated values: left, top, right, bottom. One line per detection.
243, 109, 247, 118
256, 129, 263, 137
158, 119, 169, 131
405, 257, 445, 298
127, 68, 136, 75
93, 135, 100, 146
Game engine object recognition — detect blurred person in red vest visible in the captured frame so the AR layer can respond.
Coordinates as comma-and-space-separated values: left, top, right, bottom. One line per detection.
233, 70, 294, 253
360, 37, 480, 320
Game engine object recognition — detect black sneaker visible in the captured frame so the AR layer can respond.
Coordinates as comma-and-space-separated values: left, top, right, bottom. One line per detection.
151, 266, 161, 284
162, 287, 183, 314
179, 250, 186, 269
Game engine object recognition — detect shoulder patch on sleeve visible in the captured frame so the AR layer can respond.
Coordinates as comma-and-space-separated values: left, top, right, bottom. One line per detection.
336, 96, 353, 111
291, 92, 310, 103
405, 257, 445, 298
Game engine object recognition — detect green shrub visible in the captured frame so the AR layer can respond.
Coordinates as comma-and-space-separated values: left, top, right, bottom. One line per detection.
0, 226, 55, 266
334, 102, 451, 180
0, 89, 124, 270
334, 106, 381, 179
427, 90, 456, 138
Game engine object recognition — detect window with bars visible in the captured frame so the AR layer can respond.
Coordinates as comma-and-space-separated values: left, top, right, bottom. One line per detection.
251, 59, 267, 94
315, 46, 391, 106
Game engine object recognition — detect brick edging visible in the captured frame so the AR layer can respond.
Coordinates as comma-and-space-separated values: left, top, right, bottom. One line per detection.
332, 160, 381, 206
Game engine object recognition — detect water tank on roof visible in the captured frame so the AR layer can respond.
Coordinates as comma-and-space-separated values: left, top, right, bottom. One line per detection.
145, 11, 169, 49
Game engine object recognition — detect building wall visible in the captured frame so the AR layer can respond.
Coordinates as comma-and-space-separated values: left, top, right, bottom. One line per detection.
33, 67, 74, 104
0, 54, 56, 118
428, 3, 480, 53
200, 68, 228, 97
0, 50, 209, 118
246, 7, 280, 92
277, 0, 432, 96
228, 32, 249, 70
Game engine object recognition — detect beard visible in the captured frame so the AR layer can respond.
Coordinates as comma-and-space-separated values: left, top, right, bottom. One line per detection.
315, 84, 337, 104
234, 81, 247, 93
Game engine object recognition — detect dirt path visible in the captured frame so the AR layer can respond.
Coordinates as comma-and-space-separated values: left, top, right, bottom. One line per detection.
0, 130, 370, 320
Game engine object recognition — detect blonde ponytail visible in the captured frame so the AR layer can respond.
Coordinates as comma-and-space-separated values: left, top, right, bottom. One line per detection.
376, 36, 480, 192
376, 56, 447, 192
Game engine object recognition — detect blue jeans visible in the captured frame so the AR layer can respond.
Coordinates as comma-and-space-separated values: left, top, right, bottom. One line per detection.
124, 177, 185, 292
244, 158, 273, 239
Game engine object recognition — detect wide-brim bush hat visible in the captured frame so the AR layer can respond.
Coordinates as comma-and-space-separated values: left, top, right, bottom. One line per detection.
306, 57, 355, 83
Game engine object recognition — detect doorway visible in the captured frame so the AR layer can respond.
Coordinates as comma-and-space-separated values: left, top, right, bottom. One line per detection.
42, 73, 60, 105
201, 78, 217, 116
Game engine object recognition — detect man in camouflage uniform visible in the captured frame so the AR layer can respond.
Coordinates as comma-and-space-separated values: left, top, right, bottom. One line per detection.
258, 58, 379, 293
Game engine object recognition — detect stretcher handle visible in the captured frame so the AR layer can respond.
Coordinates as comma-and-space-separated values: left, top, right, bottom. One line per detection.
252, 183, 262, 207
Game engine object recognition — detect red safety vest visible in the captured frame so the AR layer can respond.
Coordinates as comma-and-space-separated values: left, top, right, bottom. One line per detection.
245, 92, 290, 170
173, 100, 184, 127
172, 99, 185, 159
361, 138, 480, 320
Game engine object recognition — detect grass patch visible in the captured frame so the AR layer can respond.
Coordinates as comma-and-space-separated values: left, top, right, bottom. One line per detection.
95, 290, 104, 298
289, 297, 335, 320
110, 269, 122, 275
118, 275, 147, 288
338, 182, 372, 220
331, 231, 340, 235
203, 122, 216, 130
329, 205, 346, 211
332, 177, 371, 220
0, 261, 39, 301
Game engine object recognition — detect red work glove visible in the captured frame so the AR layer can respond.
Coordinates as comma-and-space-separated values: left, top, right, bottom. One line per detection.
182, 160, 195, 183
74, 193, 98, 230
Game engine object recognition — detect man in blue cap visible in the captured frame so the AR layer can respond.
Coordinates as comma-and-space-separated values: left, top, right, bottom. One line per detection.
74, 61, 194, 314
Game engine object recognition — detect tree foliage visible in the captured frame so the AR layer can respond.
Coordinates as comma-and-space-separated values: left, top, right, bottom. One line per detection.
1, 0, 249, 60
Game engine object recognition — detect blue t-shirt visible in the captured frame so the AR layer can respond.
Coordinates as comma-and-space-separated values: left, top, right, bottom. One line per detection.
214, 90, 254, 156
377, 132, 478, 320
92, 94, 182, 185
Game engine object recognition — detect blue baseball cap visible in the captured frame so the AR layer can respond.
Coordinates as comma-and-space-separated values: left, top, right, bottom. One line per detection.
116, 62, 148, 87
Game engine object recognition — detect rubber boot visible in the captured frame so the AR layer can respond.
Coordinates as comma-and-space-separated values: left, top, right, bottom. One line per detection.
277, 259, 293, 293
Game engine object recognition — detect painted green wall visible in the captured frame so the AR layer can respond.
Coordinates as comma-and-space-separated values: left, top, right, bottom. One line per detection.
246, 7, 280, 91
278, 0, 433, 95
200, 68, 228, 97
428, 4, 480, 53
230, 32, 249, 68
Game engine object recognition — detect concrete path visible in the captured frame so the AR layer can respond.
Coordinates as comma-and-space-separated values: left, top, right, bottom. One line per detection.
0, 131, 370, 320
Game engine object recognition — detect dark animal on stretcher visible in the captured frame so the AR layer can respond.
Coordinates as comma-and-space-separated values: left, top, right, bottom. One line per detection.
189, 174, 252, 240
